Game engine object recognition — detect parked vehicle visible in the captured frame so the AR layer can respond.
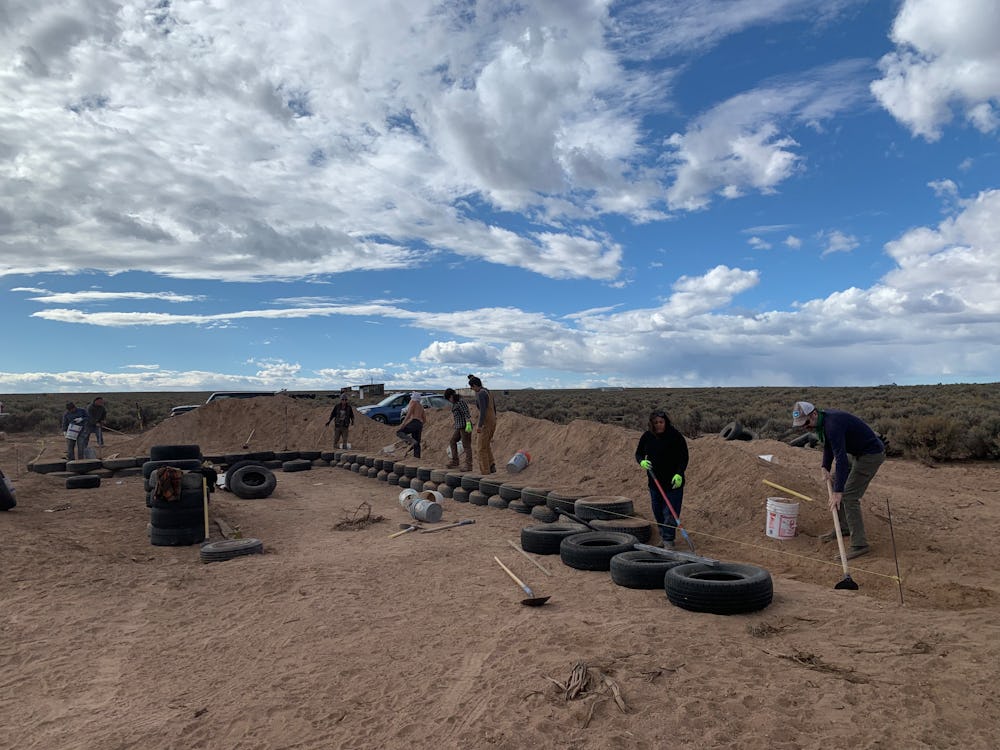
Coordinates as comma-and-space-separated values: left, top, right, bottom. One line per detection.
205, 391, 276, 403
168, 405, 201, 417
357, 392, 443, 425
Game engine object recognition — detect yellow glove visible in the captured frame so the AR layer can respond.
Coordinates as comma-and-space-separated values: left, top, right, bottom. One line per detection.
639, 459, 652, 470
671, 473, 683, 489
465, 421, 473, 433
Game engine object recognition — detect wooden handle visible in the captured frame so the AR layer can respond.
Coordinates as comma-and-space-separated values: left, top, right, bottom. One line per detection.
202, 477, 210, 540
508, 540, 552, 576
494, 556, 528, 592
762, 479, 815, 503
388, 526, 415, 539
827, 480, 851, 575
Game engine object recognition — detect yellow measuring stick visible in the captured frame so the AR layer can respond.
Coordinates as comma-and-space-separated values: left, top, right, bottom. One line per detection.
762, 479, 816, 503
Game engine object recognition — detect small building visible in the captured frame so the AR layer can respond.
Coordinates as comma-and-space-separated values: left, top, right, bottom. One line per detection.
357, 383, 385, 398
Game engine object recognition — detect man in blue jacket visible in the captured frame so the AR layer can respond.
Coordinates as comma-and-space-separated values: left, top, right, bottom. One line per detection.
792, 401, 885, 559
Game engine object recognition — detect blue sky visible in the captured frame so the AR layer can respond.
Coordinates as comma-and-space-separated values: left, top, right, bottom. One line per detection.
2, 0, 999, 393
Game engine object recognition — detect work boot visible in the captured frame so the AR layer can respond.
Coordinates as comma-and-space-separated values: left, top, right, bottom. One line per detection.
489, 464, 496, 474
845, 544, 870, 560
820, 528, 850, 543
446, 460, 459, 469
461, 463, 472, 472
661, 539, 675, 550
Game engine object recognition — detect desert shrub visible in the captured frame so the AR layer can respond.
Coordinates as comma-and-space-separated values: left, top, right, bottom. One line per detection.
887, 416, 968, 463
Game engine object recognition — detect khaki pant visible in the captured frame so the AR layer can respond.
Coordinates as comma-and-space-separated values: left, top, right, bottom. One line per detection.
835, 451, 885, 547
449, 428, 472, 469
476, 420, 496, 474
333, 425, 350, 449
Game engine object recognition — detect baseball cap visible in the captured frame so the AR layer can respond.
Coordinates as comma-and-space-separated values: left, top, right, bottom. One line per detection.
791, 401, 815, 427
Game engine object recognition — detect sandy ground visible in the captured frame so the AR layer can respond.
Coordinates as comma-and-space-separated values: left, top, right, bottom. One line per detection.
1, 396, 998, 749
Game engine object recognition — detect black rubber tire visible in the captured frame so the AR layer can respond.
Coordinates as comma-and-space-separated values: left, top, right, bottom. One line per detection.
574, 496, 635, 522
520, 487, 550, 507
146, 469, 206, 493
610, 551, 686, 589
299, 450, 321, 461
224, 460, 267, 481
149, 486, 204, 510
142, 459, 203, 478
469, 490, 489, 506
200, 538, 264, 563
479, 478, 502, 496
102, 457, 138, 471
33, 460, 68, 474
508, 500, 531, 514
341, 453, 357, 465
149, 506, 204, 529
66, 474, 101, 489
150, 444, 201, 461
386, 472, 399, 484
452, 487, 470, 503
498, 483, 523, 502
429, 469, 448, 483
546, 491, 579, 514
203, 454, 227, 465
66, 458, 103, 474
530, 505, 558, 523
150, 525, 205, 546
282, 459, 312, 472
230, 466, 277, 499
720, 422, 745, 440
0, 476, 15, 511
247, 451, 276, 462
409, 478, 423, 490
275, 451, 301, 462
438, 484, 453, 498
589, 518, 653, 544
364, 455, 376, 468
789, 433, 818, 448
373, 414, 387, 424
486, 494, 508, 509
520, 522, 590, 555
402, 464, 418, 479
321, 451, 337, 462
559, 531, 639, 571
397, 475, 411, 488
445, 472, 464, 488
665, 563, 774, 614
460, 473, 483, 491
416, 467, 432, 481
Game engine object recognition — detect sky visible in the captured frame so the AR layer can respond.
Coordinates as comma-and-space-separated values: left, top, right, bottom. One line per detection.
2, 0, 999, 394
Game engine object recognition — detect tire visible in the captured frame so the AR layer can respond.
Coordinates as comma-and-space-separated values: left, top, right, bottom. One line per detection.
429, 469, 448, 483
402, 465, 418, 479
33, 460, 67, 474
386, 472, 399, 484
546, 491, 579, 515
276, 451, 301, 462
665, 563, 774, 614
559, 531, 639, 571
247, 451, 276, 462
479, 478, 502, 496
486, 494, 508, 509
789, 433, 817, 448
520, 522, 589, 555
200, 538, 264, 563
373, 414, 387, 424
146, 469, 205, 493
66, 459, 102, 474
445, 472, 464, 488
149, 486, 204, 510
452, 487, 470, 503
150, 444, 201, 461
530, 505, 557, 523
299, 450, 321, 461
460, 473, 483, 491
150, 525, 205, 546
225, 460, 267, 480
720, 422, 744, 440
574, 496, 635, 522
610, 551, 686, 589
417, 467, 432, 481
142, 459, 203, 478
0, 477, 15, 511
589, 518, 653, 544
282, 459, 312, 472
149, 506, 204, 529
498, 483, 523, 502
438, 484, 453, 498
397, 475, 410, 488
469, 490, 489, 506
508, 500, 531, 514
102, 457, 138, 471
520, 487, 549, 507
66, 474, 101, 489
230, 466, 277, 499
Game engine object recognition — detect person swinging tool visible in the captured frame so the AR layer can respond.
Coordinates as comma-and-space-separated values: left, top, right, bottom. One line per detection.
635, 409, 689, 549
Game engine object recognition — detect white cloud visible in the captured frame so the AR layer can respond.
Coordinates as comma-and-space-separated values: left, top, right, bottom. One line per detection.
784, 235, 802, 249
871, 0, 1000, 140
417, 341, 502, 367
25, 290, 203, 304
820, 230, 859, 256
748, 236, 772, 250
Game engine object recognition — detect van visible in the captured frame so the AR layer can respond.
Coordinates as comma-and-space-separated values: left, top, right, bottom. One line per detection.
205, 391, 277, 403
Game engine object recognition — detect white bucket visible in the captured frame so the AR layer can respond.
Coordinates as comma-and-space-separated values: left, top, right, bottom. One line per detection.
398, 488, 418, 509
410, 498, 443, 523
765, 497, 799, 539
506, 450, 530, 473
419, 490, 444, 504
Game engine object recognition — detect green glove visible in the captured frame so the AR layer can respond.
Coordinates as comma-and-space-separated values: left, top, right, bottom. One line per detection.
465, 421, 473, 433
639, 459, 652, 470
671, 473, 683, 489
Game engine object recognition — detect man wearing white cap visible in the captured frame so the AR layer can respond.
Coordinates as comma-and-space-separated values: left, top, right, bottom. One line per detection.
792, 401, 885, 559
396, 392, 427, 458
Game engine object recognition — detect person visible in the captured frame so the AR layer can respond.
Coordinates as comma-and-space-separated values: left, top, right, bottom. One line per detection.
792, 401, 885, 560
468, 374, 497, 474
325, 394, 355, 449
83, 396, 107, 450
61, 401, 89, 460
635, 409, 689, 549
444, 387, 473, 470
396, 392, 426, 458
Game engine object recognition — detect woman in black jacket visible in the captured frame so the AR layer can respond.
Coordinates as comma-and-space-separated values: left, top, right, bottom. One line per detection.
635, 409, 689, 549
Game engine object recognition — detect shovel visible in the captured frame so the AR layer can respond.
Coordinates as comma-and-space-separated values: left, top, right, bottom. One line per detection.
828, 480, 859, 591
388, 524, 420, 539
494, 556, 550, 607
242, 428, 255, 450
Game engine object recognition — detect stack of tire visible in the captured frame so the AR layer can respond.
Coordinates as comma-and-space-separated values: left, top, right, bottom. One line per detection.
64, 458, 105, 490
144, 444, 205, 547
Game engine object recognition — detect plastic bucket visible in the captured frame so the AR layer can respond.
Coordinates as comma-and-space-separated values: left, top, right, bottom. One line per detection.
765, 497, 799, 539
398, 488, 418, 510
409, 498, 443, 523
419, 490, 444, 504
506, 450, 531, 473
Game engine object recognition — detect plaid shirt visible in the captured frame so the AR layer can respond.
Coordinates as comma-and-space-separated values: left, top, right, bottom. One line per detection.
451, 398, 472, 429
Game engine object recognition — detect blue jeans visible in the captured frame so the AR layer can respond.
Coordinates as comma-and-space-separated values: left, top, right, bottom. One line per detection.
396, 420, 423, 458
649, 484, 684, 542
